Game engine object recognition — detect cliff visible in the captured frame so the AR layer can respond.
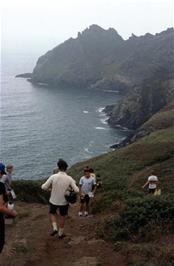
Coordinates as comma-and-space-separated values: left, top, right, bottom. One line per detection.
17, 26, 173, 94
107, 69, 174, 130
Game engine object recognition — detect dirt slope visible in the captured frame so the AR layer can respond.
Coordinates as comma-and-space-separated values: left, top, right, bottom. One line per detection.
0, 202, 124, 266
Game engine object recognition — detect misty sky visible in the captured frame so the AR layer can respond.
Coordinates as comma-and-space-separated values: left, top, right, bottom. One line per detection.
1, 0, 173, 55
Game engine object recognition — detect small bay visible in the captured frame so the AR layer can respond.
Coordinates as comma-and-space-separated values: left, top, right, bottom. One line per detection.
1, 52, 128, 179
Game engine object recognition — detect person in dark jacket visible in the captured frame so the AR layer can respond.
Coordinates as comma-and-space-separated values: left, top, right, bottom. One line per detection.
0, 163, 17, 253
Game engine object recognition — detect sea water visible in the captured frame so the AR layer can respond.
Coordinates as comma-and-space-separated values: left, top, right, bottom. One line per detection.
0, 52, 128, 179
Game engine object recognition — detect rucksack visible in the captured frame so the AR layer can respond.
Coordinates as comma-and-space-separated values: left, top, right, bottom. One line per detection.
65, 191, 77, 204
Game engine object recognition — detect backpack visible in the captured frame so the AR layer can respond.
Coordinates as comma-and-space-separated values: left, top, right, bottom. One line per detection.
154, 188, 161, 196
65, 191, 77, 204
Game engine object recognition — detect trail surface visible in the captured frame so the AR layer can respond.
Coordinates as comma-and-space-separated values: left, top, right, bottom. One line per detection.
1, 202, 125, 266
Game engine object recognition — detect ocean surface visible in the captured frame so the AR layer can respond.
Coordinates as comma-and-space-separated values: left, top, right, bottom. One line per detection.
0, 52, 128, 180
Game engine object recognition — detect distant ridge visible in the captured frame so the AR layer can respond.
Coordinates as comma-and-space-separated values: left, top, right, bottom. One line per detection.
16, 25, 174, 131
17, 26, 173, 93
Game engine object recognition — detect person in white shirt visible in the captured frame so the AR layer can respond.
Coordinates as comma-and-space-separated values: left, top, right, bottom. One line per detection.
41, 159, 79, 238
142, 171, 159, 194
79, 167, 96, 217
1, 164, 14, 193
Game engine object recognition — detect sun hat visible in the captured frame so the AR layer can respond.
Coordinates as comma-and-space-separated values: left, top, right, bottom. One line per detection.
0, 162, 6, 175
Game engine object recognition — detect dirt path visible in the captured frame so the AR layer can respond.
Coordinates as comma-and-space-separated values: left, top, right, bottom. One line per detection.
0, 202, 125, 266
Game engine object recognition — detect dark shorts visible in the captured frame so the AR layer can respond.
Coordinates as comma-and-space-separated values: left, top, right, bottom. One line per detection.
0, 214, 5, 253
49, 203, 69, 216
148, 188, 156, 194
80, 194, 90, 204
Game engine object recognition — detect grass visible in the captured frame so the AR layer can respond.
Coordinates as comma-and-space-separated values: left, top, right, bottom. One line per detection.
13, 179, 49, 204
69, 126, 174, 212
12, 118, 174, 265
141, 102, 174, 132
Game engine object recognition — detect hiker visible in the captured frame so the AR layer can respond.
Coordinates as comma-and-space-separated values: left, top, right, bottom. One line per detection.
89, 168, 96, 182
142, 170, 159, 194
1, 164, 16, 199
78, 167, 96, 217
96, 174, 102, 189
41, 159, 79, 238
0, 163, 17, 253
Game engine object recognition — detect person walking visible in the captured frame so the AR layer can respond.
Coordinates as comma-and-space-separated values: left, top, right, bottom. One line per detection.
79, 167, 96, 217
0, 163, 17, 253
1, 164, 14, 193
142, 170, 159, 194
1, 164, 16, 200
41, 159, 79, 238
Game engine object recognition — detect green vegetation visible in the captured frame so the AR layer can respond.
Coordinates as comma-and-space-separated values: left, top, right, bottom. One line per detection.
13, 179, 49, 204
69, 125, 174, 209
101, 196, 174, 242
12, 109, 174, 265
141, 102, 174, 131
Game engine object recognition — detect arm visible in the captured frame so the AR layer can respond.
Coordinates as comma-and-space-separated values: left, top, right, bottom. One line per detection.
70, 179, 79, 193
142, 180, 149, 189
0, 195, 17, 217
41, 176, 53, 191
92, 185, 97, 195
79, 178, 84, 196
92, 180, 97, 195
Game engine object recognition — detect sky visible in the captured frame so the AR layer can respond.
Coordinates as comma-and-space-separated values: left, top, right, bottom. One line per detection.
1, 0, 174, 55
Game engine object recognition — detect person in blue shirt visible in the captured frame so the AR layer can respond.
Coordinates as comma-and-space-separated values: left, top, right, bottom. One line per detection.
78, 167, 96, 217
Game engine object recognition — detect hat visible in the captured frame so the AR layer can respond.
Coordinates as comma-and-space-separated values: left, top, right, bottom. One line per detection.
0, 163, 6, 175
148, 175, 158, 182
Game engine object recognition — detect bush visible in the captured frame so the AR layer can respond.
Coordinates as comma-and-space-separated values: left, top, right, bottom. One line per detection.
102, 196, 174, 242
13, 180, 49, 204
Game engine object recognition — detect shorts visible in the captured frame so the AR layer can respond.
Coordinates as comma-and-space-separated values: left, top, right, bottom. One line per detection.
148, 188, 156, 194
49, 203, 69, 216
0, 214, 5, 253
80, 194, 90, 204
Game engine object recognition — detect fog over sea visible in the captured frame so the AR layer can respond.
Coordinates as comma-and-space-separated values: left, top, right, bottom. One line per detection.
1, 51, 128, 180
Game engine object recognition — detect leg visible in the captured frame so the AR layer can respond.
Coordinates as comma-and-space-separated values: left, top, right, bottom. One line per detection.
49, 213, 57, 224
79, 197, 85, 216
86, 202, 89, 213
84, 195, 90, 216
0, 216, 5, 253
59, 215, 66, 229
58, 205, 69, 238
49, 204, 58, 235
80, 202, 85, 212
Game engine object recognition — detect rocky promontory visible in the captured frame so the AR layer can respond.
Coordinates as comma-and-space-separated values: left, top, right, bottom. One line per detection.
16, 26, 174, 141
106, 69, 174, 132
17, 26, 174, 93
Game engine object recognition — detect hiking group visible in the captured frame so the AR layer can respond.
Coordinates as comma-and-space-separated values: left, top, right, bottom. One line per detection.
41, 159, 100, 238
0, 159, 160, 254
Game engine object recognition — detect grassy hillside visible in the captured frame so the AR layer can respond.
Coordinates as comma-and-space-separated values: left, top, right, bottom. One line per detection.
69, 121, 174, 265
140, 101, 174, 132
13, 107, 174, 208
13, 107, 174, 265
69, 125, 174, 207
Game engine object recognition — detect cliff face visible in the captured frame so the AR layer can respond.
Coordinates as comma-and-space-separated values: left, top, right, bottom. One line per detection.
107, 70, 174, 130
18, 25, 174, 133
29, 26, 173, 92
31, 25, 125, 88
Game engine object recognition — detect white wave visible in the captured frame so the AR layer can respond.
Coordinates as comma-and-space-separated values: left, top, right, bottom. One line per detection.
116, 124, 129, 131
103, 90, 119, 93
84, 147, 93, 154
97, 107, 105, 113
100, 117, 108, 125
83, 110, 89, 113
95, 126, 108, 130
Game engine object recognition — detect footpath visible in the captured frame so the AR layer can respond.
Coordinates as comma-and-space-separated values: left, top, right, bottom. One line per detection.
0, 202, 125, 266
